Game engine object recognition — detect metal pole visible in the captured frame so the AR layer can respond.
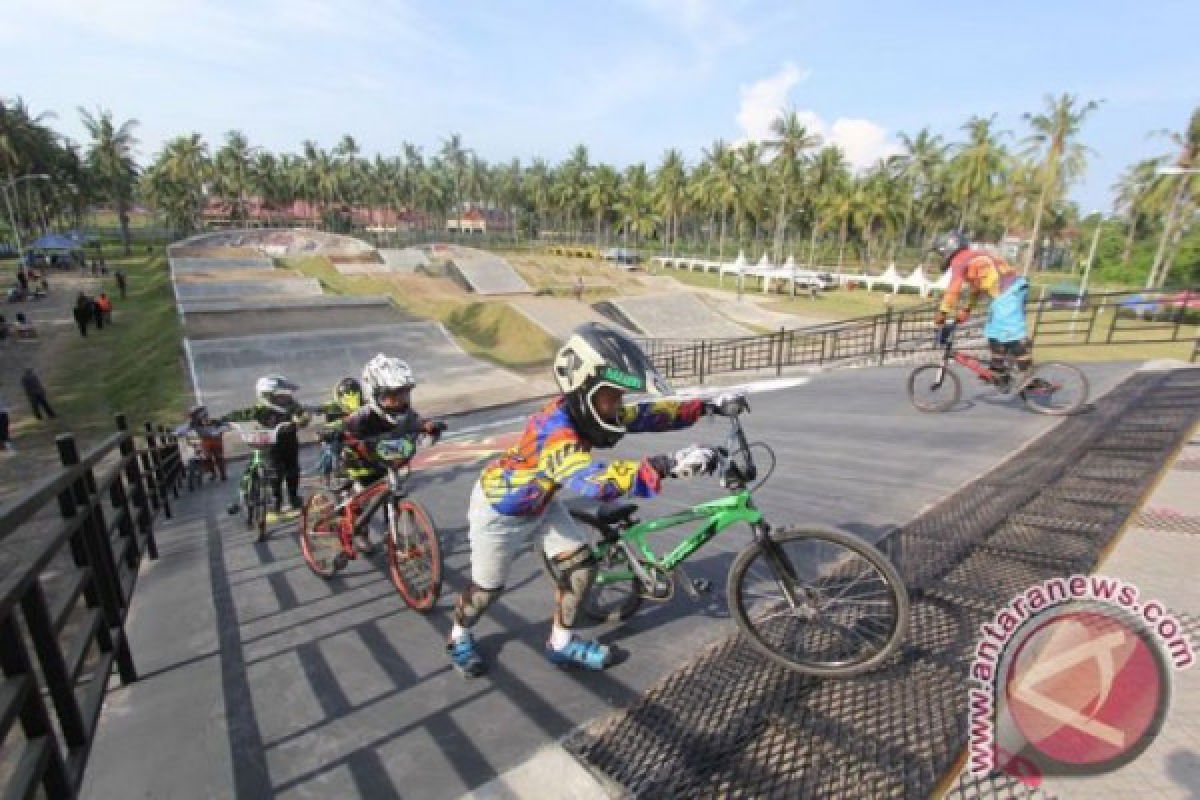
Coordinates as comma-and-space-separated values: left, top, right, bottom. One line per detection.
1072, 221, 1101, 336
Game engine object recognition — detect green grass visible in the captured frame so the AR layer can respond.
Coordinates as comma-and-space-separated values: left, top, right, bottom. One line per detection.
282, 255, 558, 370
443, 302, 558, 369
663, 267, 931, 320
49, 251, 190, 430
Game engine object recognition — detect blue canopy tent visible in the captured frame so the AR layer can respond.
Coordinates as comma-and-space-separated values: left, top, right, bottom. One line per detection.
25, 233, 85, 268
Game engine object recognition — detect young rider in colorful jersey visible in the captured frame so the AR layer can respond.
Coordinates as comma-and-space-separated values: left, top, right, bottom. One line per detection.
446, 322, 725, 676
932, 231, 1032, 387
225, 375, 310, 519
185, 404, 229, 480
324, 355, 445, 554
322, 377, 365, 423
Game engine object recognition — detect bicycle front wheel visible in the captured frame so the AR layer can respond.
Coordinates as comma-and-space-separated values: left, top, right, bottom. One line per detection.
907, 364, 961, 412
1021, 362, 1089, 416
243, 472, 258, 531
300, 490, 344, 578
386, 499, 442, 611
728, 527, 909, 677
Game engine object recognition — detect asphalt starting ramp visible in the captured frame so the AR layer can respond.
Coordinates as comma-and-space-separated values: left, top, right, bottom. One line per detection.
173, 277, 325, 310
604, 292, 753, 338
168, 255, 276, 274
186, 321, 523, 413
507, 296, 628, 340
181, 296, 407, 339
433, 244, 533, 295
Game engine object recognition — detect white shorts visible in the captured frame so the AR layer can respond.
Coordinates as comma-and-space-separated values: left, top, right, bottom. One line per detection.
466, 480, 589, 589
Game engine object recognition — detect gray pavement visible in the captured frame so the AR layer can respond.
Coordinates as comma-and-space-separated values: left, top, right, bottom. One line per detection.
444, 246, 533, 295
82, 362, 1139, 799
186, 322, 525, 414
609, 292, 753, 339
174, 278, 325, 309
182, 298, 407, 339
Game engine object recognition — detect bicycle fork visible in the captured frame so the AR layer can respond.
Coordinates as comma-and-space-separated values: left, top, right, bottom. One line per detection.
753, 523, 810, 614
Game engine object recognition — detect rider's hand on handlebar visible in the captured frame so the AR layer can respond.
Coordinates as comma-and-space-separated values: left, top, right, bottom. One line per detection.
706, 391, 749, 417
668, 445, 721, 479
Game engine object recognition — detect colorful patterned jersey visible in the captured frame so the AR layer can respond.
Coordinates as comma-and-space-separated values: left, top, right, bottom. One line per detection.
480, 396, 705, 516
939, 249, 1020, 315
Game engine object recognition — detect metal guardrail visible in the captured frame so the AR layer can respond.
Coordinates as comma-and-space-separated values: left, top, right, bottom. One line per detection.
0, 415, 183, 799
640, 287, 1200, 383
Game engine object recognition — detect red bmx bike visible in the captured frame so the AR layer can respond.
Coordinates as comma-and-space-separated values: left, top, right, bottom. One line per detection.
299, 433, 442, 611
907, 323, 1089, 415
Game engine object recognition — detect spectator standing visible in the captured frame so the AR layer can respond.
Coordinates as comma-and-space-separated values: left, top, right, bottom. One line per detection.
92, 293, 106, 330
96, 292, 113, 325
73, 293, 91, 337
0, 384, 12, 454
115, 268, 128, 299
20, 367, 56, 421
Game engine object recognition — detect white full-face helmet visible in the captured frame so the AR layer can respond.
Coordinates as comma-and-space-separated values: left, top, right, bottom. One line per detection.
255, 374, 298, 413
362, 354, 416, 424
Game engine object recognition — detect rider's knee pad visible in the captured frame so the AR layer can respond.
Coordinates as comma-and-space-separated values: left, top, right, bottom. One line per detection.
453, 582, 503, 628
551, 546, 597, 629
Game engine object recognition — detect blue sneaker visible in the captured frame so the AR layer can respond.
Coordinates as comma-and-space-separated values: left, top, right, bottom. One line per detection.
545, 636, 613, 670
447, 633, 486, 678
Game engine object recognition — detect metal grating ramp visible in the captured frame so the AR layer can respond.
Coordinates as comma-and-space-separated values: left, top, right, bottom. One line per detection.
567, 369, 1200, 798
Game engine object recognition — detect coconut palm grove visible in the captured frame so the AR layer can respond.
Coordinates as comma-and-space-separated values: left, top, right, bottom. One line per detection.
2, 97, 1197, 288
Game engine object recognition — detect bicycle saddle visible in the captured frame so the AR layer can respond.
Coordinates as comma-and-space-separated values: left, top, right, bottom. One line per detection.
571, 504, 638, 530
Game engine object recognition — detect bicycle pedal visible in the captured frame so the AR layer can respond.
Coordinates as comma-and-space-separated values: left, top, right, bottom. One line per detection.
333, 552, 350, 571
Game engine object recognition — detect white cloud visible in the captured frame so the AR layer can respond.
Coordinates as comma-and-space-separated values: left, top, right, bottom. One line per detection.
735, 64, 901, 170
829, 118, 901, 169
735, 63, 810, 143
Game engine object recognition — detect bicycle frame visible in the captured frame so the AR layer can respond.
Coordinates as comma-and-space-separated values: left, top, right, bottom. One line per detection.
593, 491, 763, 587
591, 401, 770, 588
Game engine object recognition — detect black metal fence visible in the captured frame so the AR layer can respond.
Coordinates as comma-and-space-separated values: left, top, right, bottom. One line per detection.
0, 416, 183, 799
1029, 287, 1200, 348
642, 303, 946, 383
642, 287, 1200, 383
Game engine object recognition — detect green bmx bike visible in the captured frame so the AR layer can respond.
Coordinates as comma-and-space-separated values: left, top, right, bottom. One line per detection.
227, 421, 292, 542
547, 395, 910, 677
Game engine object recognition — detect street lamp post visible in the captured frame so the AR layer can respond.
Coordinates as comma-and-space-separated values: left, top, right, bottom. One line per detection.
1146, 166, 1199, 289
2, 173, 52, 265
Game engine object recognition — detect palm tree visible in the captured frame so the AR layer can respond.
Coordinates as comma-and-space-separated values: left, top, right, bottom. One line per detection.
1021, 93, 1102, 274
1112, 158, 1163, 266
440, 133, 470, 221
654, 149, 687, 256
617, 163, 658, 249
806, 145, 851, 268
79, 107, 139, 254
764, 110, 822, 261
1146, 108, 1200, 288
895, 128, 949, 252
584, 164, 620, 245
949, 114, 1008, 233
215, 130, 256, 221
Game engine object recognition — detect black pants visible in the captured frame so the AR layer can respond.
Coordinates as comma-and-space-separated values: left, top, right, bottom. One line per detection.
0, 411, 10, 445
988, 339, 1033, 382
76, 319, 88, 337
269, 453, 301, 510
28, 393, 56, 420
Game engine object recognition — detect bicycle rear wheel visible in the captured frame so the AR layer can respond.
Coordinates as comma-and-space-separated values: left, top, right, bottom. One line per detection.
254, 470, 271, 542
907, 364, 961, 412
1021, 361, 1089, 416
300, 489, 344, 578
728, 527, 908, 677
386, 499, 442, 611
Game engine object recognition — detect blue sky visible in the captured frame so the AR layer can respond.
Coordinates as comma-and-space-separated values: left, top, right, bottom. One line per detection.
3, 0, 1197, 211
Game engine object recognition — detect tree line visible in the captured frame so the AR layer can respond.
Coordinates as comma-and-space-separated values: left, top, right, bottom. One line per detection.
1, 94, 1196, 287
